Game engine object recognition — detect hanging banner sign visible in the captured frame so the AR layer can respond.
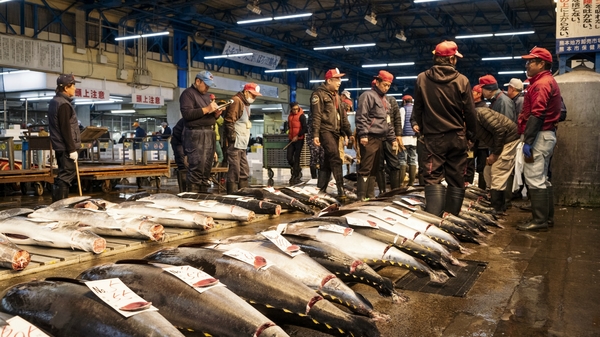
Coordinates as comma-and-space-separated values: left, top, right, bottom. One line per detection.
221, 41, 281, 70
555, 0, 600, 54
74, 88, 110, 100
0, 35, 62, 73
133, 94, 164, 106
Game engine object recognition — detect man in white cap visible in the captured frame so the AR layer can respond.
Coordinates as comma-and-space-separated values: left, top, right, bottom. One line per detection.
179, 70, 221, 192
160, 121, 172, 138
223, 82, 262, 193
504, 78, 524, 116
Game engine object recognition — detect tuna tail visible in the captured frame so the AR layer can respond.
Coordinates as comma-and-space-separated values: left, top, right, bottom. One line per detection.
429, 270, 450, 284
0, 208, 34, 221
46, 196, 91, 210
125, 191, 151, 201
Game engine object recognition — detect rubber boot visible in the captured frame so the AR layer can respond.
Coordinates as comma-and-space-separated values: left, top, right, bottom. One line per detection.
310, 166, 318, 179
356, 175, 369, 201
226, 182, 238, 195
199, 184, 209, 193
490, 189, 506, 214
504, 175, 514, 209
317, 170, 331, 192
407, 165, 417, 187
444, 185, 465, 216
389, 169, 401, 190
238, 179, 249, 189
52, 180, 68, 202
177, 170, 187, 193
517, 188, 549, 231
188, 183, 201, 193
366, 176, 376, 199
375, 171, 386, 194
398, 165, 407, 188
478, 172, 487, 190
289, 168, 295, 186
520, 190, 532, 211
547, 186, 554, 227
424, 184, 446, 217
332, 165, 346, 199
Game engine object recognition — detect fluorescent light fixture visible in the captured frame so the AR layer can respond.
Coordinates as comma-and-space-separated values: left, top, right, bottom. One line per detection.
0, 0, 14, 3
481, 56, 518, 61
309, 79, 348, 83
455, 33, 494, 39
345, 43, 376, 48
387, 93, 405, 96
141, 31, 170, 38
498, 71, 525, 74
362, 63, 387, 68
414, 0, 442, 3
111, 109, 136, 114
204, 53, 254, 60
20, 96, 53, 101
238, 18, 273, 24
362, 62, 414, 68
274, 13, 312, 20
115, 35, 141, 41
74, 99, 123, 105
0, 70, 30, 75
253, 119, 264, 122
396, 76, 418, 80
262, 107, 281, 110
494, 30, 535, 37
264, 67, 308, 73
344, 87, 371, 91
314, 45, 344, 51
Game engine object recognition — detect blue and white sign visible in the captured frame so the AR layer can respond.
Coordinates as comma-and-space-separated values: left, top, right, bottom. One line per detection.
222, 41, 281, 69
556, 0, 600, 54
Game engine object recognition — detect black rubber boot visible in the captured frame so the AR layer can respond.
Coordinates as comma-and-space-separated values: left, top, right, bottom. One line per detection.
375, 171, 386, 194
366, 176, 376, 199
424, 184, 446, 217
310, 166, 318, 179
356, 175, 369, 201
332, 165, 345, 199
238, 179, 249, 189
547, 186, 554, 227
226, 182, 238, 195
517, 188, 549, 231
176, 169, 187, 193
389, 169, 401, 190
188, 183, 201, 193
490, 189, 506, 213
52, 180, 68, 202
504, 174, 515, 209
478, 173, 487, 190
444, 185, 465, 216
407, 165, 417, 187
398, 165, 407, 188
317, 170, 331, 192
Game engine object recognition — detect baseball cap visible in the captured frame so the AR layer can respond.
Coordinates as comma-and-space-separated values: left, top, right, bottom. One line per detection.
195, 70, 216, 88
433, 41, 463, 58
521, 46, 553, 63
209, 94, 216, 100
57, 74, 81, 86
341, 90, 351, 99
161, 122, 167, 126
243, 83, 262, 96
402, 94, 413, 101
479, 74, 498, 90
503, 78, 524, 91
132, 122, 139, 127
325, 68, 345, 80
472, 84, 483, 93
375, 70, 394, 83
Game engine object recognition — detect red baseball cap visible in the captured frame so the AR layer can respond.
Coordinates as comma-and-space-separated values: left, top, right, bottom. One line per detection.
375, 70, 394, 83
521, 46, 553, 63
209, 94, 216, 99
472, 84, 483, 93
433, 41, 463, 58
243, 83, 262, 96
478, 75, 497, 86
325, 68, 345, 80
402, 95, 413, 101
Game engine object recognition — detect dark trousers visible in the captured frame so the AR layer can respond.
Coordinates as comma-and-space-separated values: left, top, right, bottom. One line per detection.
381, 140, 401, 171
319, 132, 342, 173
421, 131, 468, 187
358, 137, 384, 177
227, 145, 249, 183
183, 127, 215, 187
286, 139, 304, 174
171, 143, 186, 171
55, 151, 76, 185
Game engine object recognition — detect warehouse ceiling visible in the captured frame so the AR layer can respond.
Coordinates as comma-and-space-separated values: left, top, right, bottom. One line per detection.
77, 0, 557, 88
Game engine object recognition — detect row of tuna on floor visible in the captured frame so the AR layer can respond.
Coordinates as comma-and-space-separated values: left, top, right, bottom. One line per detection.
0, 183, 500, 336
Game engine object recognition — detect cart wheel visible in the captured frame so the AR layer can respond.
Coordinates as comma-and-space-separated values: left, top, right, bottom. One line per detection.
268, 178, 274, 187
102, 180, 113, 193
155, 177, 161, 189
34, 182, 44, 196
267, 168, 274, 179
20, 182, 30, 195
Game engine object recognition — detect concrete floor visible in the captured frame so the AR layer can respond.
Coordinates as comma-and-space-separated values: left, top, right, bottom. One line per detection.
0, 177, 598, 337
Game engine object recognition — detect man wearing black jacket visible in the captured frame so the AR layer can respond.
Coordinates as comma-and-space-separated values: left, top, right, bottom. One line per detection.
48, 74, 81, 202
412, 41, 477, 216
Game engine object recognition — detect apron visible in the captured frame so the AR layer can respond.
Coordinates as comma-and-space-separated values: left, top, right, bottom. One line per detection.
234, 105, 251, 150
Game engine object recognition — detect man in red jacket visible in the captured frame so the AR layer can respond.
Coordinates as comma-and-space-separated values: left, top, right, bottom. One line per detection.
517, 47, 561, 232
287, 102, 307, 185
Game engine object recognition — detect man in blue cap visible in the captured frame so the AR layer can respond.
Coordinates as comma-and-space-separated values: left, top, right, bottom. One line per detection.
179, 70, 221, 192
48, 74, 81, 201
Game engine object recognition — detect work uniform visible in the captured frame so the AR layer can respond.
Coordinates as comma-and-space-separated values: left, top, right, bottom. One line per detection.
310, 84, 352, 193
399, 101, 418, 187
180, 84, 217, 192
287, 107, 307, 184
489, 91, 517, 123
375, 96, 402, 193
224, 91, 252, 191
48, 92, 81, 191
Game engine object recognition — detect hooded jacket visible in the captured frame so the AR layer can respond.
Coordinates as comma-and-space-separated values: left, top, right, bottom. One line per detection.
412, 64, 477, 140
475, 107, 519, 155
310, 84, 352, 137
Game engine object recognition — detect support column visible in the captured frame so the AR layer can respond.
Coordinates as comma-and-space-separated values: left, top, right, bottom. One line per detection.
166, 88, 182, 126
76, 105, 90, 128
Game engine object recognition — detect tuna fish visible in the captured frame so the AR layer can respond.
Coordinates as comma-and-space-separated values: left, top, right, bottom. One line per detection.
278, 187, 332, 209
407, 208, 486, 244
145, 247, 381, 337
78, 261, 289, 337
0, 233, 30, 271
138, 193, 256, 222
106, 201, 214, 230
0, 278, 186, 337
178, 192, 282, 216
236, 188, 315, 214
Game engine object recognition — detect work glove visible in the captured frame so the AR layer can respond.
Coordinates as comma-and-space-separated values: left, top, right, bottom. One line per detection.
522, 144, 532, 158
69, 151, 78, 161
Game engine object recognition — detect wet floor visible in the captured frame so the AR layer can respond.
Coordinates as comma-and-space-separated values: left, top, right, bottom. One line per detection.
0, 177, 598, 337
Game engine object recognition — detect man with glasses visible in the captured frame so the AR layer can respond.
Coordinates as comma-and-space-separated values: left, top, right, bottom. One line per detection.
517, 47, 562, 231
311, 68, 353, 198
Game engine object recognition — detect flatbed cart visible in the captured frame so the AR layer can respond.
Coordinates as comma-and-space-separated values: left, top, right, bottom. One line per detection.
262, 134, 309, 186
0, 136, 54, 196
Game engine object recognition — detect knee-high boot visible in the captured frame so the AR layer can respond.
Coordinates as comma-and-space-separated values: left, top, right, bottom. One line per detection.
424, 184, 446, 217
375, 171, 386, 194
407, 165, 417, 187
547, 186, 554, 227
398, 165, 407, 188
517, 188, 549, 231
317, 170, 331, 192
444, 185, 465, 216
356, 175, 369, 201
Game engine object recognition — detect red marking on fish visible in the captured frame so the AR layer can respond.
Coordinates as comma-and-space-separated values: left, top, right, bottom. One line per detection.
350, 260, 363, 274
367, 220, 377, 227
275, 205, 281, 216
343, 228, 353, 236
442, 212, 450, 218
119, 301, 152, 311
259, 201, 263, 209
319, 274, 337, 289
254, 256, 267, 269
412, 231, 421, 240
425, 224, 433, 231
306, 295, 323, 314
193, 278, 219, 287
309, 196, 318, 201
286, 245, 300, 253
382, 245, 392, 258
254, 322, 276, 337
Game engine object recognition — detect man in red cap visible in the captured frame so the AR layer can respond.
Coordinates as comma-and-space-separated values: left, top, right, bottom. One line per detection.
517, 47, 561, 231
472, 84, 487, 108
355, 70, 401, 200
411, 41, 477, 216
399, 95, 418, 187
479, 74, 516, 123
224, 82, 262, 193
310, 68, 353, 198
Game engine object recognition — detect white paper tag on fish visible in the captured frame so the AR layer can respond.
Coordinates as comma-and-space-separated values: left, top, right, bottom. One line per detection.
4, 316, 50, 337
163, 265, 224, 293
223, 248, 273, 270
393, 200, 417, 211
276, 223, 288, 234
318, 224, 353, 236
264, 187, 276, 193
345, 216, 378, 228
370, 213, 402, 225
384, 206, 412, 218
401, 197, 424, 206
85, 278, 159, 318
197, 200, 219, 207
261, 230, 304, 257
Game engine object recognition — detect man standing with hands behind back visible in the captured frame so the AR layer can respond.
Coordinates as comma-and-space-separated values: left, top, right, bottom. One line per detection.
48, 74, 81, 201
180, 70, 221, 192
